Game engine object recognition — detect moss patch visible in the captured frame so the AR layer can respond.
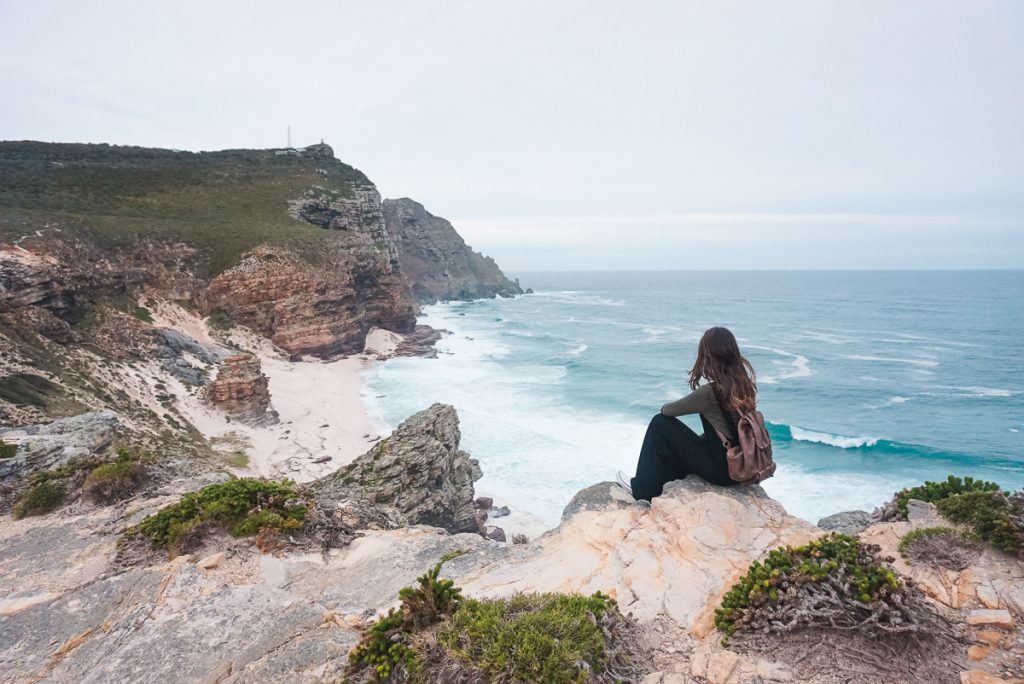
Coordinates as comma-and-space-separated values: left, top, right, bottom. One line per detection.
0, 442, 17, 459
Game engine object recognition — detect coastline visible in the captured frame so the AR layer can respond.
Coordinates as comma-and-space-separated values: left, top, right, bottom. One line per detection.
148, 301, 383, 483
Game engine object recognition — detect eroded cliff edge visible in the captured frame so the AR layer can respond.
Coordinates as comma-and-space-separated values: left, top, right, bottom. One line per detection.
383, 197, 522, 303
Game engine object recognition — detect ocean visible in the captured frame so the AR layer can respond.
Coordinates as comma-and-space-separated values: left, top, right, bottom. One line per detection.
362, 271, 1024, 529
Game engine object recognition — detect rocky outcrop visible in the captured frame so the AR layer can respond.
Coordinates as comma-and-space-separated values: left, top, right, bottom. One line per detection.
201, 244, 415, 358
458, 477, 822, 636
0, 411, 118, 482
203, 354, 278, 426
310, 403, 483, 533
382, 198, 523, 303
289, 185, 399, 267
152, 328, 229, 385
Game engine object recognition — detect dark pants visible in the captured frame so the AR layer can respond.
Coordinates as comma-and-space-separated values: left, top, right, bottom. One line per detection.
630, 414, 735, 501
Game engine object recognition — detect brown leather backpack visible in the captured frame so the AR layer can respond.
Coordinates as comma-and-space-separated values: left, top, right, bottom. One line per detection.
712, 387, 776, 485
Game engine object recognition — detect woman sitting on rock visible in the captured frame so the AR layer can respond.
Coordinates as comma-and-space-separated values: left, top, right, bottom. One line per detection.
617, 326, 757, 502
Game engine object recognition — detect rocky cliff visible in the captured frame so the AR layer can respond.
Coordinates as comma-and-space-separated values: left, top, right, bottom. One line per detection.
0, 142, 523, 441
310, 403, 483, 533
382, 197, 522, 303
4, 443, 1020, 683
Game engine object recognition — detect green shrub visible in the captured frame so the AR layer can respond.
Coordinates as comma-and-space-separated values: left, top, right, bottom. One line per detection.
225, 450, 249, 468
898, 526, 971, 555
13, 480, 66, 518
129, 478, 305, 552
894, 475, 1001, 518
348, 558, 463, 680
0, 442, 17, 459
935, 490, 1023, 555
347, 556, 641, 683
82, 456, 147, 504
437, 592, 613, 683
132, 306, 154, 323
207, 308, 234, 331
0, 373, 61, 407
715, 534, 902, 641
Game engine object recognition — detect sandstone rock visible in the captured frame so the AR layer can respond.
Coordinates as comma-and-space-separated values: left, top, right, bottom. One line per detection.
474, 496, 493, 510
310, 404, 483, 534
382, 198, 523, 304
979, 584, 1002, 609
907, 499, 943, 524
960, 670, 1016, 684
485, 526, 506, 542
201, 244, 415, 359
0, 411, 118, 482
977, 630, 1006, 646
203, 354, 278, 426
490, 505, 510, 518
196, 552, 226, 570
817, 509, 872, 534
968, 609, 1014, 629
969, 644, 994, 661
458, 476, 821, 636
704, 649, 740, 684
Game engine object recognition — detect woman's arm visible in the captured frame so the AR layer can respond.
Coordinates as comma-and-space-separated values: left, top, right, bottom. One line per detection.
660, 384, 713, 417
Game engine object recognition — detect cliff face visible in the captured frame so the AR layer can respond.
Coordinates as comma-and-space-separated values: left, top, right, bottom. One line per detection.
0, 142, 423, 362
382, 197, 522, 303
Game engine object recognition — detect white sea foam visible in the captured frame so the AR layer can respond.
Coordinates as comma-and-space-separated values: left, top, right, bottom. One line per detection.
531, 291, 625, 306
845, 354, 940, 368
921, 386, 1016, 398
748, 346, 812, 384
567, 343, 588, 356
761, 464, 917, 524
887, 396, 911, 404
789, 426, 879, 449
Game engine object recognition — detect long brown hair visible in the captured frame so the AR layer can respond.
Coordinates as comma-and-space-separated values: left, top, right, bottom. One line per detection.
689, 327, 757, 411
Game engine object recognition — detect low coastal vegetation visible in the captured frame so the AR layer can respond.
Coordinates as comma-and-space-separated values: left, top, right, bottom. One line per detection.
898, 526, 980, 570
0, 442, 16, 459
82, 450, 148, 504
9, 448, 151, 517
715, 534, 937, 643
346, 555, 643, 683
126, 478, 306, 554
893, 475, 1024, 555
0, 142, 370, 274
12, 479, 65, 518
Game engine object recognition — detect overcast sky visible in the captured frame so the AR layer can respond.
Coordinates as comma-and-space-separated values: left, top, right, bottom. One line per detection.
2, 1, 1022, 269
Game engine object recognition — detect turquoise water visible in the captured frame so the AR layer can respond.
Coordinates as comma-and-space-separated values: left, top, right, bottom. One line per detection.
364, 271, 1024, 527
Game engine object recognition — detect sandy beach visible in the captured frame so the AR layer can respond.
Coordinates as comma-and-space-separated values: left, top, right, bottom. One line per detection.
143, 301, 385, 483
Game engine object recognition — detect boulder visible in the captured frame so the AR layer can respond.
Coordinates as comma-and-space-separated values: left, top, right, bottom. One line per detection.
817, 509, 873, 534
0, 411, 118, 481
309, 403, 483, 534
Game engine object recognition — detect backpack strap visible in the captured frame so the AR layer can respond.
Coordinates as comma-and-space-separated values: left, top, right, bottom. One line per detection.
710, 384, 740, 446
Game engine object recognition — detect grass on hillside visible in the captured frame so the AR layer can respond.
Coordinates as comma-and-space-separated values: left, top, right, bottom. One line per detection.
0, 142, 372, 274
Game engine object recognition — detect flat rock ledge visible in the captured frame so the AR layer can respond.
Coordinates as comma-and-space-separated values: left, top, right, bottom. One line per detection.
459, 476, 822, 637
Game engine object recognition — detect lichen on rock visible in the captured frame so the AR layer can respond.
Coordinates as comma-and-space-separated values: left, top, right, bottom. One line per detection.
310, 403, 483, 534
